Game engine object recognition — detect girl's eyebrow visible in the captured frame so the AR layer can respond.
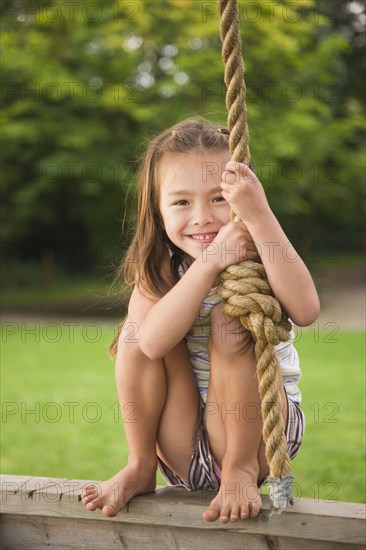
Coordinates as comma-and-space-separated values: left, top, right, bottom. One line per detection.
167, 186, 222, 196
166, 189, 190, 196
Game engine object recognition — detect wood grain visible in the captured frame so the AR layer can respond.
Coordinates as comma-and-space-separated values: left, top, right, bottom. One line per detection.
1, 475, 365, 550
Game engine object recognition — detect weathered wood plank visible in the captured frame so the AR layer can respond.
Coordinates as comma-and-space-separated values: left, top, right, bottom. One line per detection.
1, 475, 365, 549
1, 514, 365, 550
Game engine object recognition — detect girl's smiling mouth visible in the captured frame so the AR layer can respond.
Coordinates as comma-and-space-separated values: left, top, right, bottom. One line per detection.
188, 232, 218, 243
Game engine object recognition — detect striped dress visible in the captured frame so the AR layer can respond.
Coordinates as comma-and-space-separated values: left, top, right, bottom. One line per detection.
180, 271, 303, 405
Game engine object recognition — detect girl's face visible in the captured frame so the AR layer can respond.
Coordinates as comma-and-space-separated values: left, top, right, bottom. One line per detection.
159, 150, 231, 260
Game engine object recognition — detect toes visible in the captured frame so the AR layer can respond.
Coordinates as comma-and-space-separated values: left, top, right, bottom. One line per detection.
229, 504, 240, 522
103, 505, 117, 517
81, 484, 102, 506
203, 497, 261, 523
240, 505, 249, 519
82, 492, 97, 503
85, 501, 98, 511
81, 485, 102, 510
219, 504, 232, 524
203, 504, 221, 522
202, 509, 219, 522
248, 491, 261, 518
249, 500, 261, 517
81, 484, 100, 500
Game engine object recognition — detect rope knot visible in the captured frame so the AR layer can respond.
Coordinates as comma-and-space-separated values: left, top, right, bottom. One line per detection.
219, 260, 292, 347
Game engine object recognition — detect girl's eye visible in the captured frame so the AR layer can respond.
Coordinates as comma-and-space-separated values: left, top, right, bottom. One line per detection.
174, 199, 189, 206
213, 196, 226, 203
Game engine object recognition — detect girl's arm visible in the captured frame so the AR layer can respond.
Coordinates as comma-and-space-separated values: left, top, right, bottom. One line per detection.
129, 221, 256, 360
221, 162, 320, 327
245, 209, 320, 326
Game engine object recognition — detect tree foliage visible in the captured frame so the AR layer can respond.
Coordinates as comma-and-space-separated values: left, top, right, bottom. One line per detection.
1, 0, 365, 278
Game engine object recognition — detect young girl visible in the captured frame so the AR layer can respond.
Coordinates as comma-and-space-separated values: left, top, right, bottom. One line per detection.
81, 118, 320, 523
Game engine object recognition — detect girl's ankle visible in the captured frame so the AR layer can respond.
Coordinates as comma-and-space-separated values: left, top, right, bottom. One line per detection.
221, 457, 259, 477
127, 455, 158, 471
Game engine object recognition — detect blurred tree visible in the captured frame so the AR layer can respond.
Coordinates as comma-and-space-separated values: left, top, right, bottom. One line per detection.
1, 0, 364, 286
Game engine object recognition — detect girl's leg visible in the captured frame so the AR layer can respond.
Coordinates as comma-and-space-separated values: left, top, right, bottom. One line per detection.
203, 305, 288, 523
156, 339, 199, 479
81, 322, 198, 516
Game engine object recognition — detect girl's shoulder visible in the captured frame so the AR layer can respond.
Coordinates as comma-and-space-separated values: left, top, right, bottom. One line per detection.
128, 248, 173, 321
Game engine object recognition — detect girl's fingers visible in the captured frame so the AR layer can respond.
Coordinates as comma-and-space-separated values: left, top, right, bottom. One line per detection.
224, 161, 258, 182
221, 171, 238, 185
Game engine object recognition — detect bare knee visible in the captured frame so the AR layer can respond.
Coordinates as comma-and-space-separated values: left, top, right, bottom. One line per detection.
209, 303, 254, 357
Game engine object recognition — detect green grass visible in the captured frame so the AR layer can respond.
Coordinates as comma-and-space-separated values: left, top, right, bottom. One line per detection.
293, 330, 365, 504
0, 320, 127, 480
1, 323, 365, 503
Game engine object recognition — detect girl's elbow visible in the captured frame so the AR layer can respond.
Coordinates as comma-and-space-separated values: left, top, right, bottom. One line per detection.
138, 337, 164, 361
293, 299, 321, 327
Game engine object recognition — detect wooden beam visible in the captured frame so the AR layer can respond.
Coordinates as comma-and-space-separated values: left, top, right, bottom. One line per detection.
1, 475, 365, 550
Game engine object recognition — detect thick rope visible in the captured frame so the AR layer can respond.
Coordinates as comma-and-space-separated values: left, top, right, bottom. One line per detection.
219, 0, 250, 165
218, 0, 293, 512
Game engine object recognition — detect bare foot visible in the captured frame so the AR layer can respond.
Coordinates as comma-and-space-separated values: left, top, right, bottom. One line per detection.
81, 460, 157, 517
203, 466, 261, 523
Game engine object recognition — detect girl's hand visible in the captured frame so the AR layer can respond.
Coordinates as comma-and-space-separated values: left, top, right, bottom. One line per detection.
221, 161, 271, 223
204, 220, 258, 271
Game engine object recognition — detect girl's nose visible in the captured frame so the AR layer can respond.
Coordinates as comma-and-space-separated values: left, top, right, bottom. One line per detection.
192, 204, 213, 225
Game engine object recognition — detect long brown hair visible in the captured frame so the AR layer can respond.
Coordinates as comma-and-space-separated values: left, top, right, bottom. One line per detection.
110, 117, 230, 355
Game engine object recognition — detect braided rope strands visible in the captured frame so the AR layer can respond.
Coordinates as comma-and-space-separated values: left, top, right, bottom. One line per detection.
218, 0, 250, 165
218, 0, 294, 512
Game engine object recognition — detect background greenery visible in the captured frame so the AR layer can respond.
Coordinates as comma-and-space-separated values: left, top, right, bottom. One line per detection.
1, 0, 365, 286
1, 324, 364, 503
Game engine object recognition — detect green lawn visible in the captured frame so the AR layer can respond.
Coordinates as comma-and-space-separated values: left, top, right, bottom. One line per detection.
1, 322, 364, 503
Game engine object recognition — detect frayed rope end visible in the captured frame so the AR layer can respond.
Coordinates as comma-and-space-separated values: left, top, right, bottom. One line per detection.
267, 474, 294, 518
